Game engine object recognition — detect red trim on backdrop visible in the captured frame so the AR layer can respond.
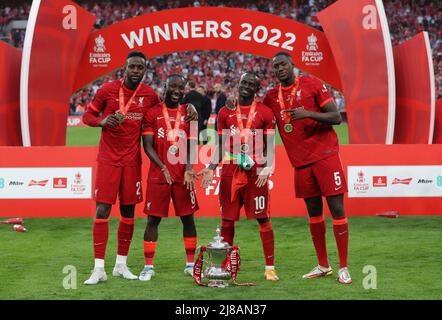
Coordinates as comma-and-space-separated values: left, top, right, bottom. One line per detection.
0, 145, 442, 218
0, 42, 22, 146
433, 99, 442, 144
318, 0, 393, 144
393, 32, 434, 144
25, 0, 95, 146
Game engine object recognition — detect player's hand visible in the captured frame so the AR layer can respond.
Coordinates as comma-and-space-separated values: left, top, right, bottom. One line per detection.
255, 167, 272, 188
185, 103, 198, 122
161, 167, 174, 185
197, 168, 214, 189
283, 107, 311, 120
225, 95, 237, 110
184, 169, 197, 191
99, 114, 120, 127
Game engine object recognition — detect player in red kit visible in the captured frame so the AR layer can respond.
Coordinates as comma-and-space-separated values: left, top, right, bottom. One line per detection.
139, 74, 199, 281
82, 52, 197, 285
263, 52, 351, 284
199, 72, 279, 281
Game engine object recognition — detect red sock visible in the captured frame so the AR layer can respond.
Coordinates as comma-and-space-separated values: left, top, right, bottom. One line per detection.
259, 221, 275, 266
333, 216, 349, 268
309, 215, 329, 268
93, 219, 109, 260
183, 236, 198, 264
143, 241, 157, 266
221, 220, 235, 245
117, 217, 134, 257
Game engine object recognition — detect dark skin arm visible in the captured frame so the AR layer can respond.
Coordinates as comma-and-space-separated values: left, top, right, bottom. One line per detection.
184, 138, 197, 191
283, 101, 342, 125
255, 132, 275, 188
197, 133, 226, 188
185, 104, 198, 122
142, 135, 173, 184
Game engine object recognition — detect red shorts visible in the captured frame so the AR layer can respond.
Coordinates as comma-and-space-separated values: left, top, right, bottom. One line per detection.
144, 182, 199, 217
219, 175, 270, 221
94, 163, 142, 205
295, 154, 347, 198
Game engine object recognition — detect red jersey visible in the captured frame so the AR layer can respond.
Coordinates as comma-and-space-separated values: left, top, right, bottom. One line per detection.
217, 102, 275, 177
263, 75, 338, 168
143, 103, 196, 183
83, 80, 160, 166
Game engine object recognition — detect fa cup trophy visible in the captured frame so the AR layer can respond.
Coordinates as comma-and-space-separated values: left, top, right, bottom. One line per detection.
193, 227, 255, 287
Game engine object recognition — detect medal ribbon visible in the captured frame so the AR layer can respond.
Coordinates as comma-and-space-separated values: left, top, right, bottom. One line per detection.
235, 101, 256, 145
162, 103, 183, 147
278, 77, 299, 124
118, 78, 142, 116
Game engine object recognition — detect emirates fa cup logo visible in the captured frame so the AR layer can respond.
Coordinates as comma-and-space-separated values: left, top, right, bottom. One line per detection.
94, 34, 106, 53
306, 33, 318, 51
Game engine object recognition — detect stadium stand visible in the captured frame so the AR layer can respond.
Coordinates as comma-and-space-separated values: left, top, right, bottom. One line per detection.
1, 0, 440, 115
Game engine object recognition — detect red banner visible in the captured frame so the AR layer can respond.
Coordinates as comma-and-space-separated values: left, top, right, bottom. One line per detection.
318, 0, 396, 144
1, 145, 441, 218
22, 0, 95, 146
0, 42, 22, 146
73, 7, 342, 91
393, 32, 435, 144
434, 98, 442, 144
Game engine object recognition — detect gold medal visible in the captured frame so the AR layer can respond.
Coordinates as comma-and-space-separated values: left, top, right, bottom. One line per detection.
240, 143, 249, 153
284, 123, 293, 133
168, 145, 179, 155
115, 112, 125, 124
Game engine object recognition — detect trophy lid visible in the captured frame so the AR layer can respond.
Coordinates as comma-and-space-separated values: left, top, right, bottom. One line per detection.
207, 226, 231, 250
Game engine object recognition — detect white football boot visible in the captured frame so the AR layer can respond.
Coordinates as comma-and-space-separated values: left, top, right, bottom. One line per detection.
337, 267, 353, 284
84, 268, 107, 285
139, 266, 155, 281
184, 264, 194, 277
112, 263, 138, 280
302, 265, 333, 279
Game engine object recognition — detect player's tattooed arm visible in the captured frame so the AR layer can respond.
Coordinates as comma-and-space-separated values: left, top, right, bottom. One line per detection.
142, 135, 173, 184
283, 101, 341, 125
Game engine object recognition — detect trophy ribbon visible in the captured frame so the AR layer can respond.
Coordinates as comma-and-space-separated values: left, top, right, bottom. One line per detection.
162, 103, 183, 154
118, 78, 142, 116
193, 245, 208, 287
278, 77, 299, 133
228, 246, 256, 286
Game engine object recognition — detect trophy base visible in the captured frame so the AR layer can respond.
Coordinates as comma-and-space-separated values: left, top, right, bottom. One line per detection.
207, 280, 229, 288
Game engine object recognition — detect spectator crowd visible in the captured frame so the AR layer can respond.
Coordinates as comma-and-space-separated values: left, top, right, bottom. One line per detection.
1, 0, 440, 115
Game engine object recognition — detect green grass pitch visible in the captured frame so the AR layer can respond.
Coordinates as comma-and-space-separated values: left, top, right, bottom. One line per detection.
1, 216, 441, 300
65, 123, 349, 146
7, 124, 435, 300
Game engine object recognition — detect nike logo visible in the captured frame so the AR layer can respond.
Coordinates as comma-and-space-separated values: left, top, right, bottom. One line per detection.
156, 116, 164, 120
338, 231, 348, 236
255, 210, 264, 215
229, 114, 236, 118
334, 186, 343, 191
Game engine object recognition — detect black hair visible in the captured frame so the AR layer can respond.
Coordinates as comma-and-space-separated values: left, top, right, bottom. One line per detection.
126, 50, 147, 61
240, 71, 260, 81
273, 51, 292, 59
165, 73, 187, 85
